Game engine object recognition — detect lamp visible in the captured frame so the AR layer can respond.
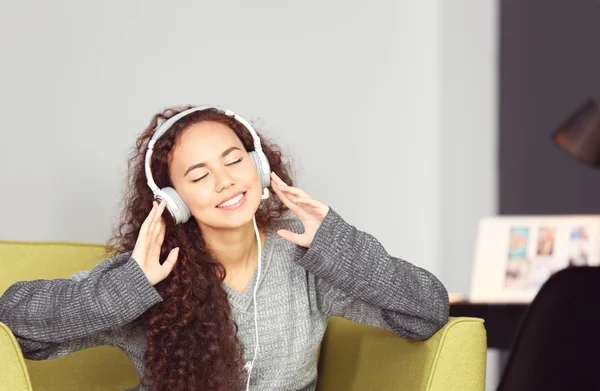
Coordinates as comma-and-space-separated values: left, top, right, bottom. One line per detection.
552, 98, 600, 167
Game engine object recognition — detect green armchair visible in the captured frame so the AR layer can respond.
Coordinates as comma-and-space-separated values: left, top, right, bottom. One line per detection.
0, 241, 487, 390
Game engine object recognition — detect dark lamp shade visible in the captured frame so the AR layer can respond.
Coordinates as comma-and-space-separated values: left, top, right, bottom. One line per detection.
552, 98, 600, 167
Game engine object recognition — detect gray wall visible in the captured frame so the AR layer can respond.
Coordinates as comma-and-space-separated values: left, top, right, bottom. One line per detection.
0, 0, 499, 387
500, 0, 600, 215
0, 1, 443, 275
0, 0, 498, 281
440, 0, 499, 296
440, 2, 499, 390
495, 1, 600, 389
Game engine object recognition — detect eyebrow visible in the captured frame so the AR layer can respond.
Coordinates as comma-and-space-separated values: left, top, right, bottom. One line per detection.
184, 146, 242, 177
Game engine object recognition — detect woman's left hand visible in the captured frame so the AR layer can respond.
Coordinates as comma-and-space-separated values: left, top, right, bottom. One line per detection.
270, 172, 330, 248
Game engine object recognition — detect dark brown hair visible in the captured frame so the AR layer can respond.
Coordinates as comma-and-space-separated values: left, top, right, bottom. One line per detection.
108, 106, 294, 390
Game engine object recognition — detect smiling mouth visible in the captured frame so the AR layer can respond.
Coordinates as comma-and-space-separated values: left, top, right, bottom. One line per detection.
216, 192, 246, 208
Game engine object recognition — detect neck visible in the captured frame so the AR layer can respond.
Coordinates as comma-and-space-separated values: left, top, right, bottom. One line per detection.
200, 219, 265, 274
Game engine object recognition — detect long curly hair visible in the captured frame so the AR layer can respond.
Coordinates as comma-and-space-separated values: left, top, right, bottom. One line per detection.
107, 106, 294, 390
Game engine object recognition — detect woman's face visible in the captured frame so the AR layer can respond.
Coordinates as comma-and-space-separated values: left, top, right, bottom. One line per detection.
168, 121, 263, 230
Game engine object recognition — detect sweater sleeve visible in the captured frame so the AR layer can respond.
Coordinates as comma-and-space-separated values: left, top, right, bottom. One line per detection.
0, 252, 162, 359
294, 208, 450, 340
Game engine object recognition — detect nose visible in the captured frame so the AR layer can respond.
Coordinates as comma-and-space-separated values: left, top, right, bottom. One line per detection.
214, 170, 235, 193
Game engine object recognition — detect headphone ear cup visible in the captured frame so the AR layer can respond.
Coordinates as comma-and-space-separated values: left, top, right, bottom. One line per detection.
249, 150, 271, 188
155, 187, 191, 225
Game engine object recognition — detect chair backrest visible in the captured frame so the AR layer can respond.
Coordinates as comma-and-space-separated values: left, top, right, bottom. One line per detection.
0, 240, 109, 295
497, 266, 600, 391
316, 316, 487, 391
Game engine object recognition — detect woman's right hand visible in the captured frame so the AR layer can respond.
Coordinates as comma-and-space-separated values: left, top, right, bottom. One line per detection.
131, 200, 180, 286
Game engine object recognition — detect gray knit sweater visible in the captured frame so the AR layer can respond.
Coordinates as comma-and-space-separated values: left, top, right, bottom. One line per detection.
0, 208, 449, 390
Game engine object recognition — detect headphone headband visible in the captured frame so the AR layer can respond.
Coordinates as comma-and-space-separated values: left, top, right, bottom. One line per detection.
150, 106, 263, 151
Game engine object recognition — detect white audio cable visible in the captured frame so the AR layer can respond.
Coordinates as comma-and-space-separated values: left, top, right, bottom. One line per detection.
245, 215, 263, 390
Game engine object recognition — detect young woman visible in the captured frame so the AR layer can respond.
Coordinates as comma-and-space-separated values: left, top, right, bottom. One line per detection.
0, 106, 449, 391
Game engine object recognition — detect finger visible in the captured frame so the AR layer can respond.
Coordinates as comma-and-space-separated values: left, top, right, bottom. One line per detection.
150, 220, 166, 252
151, 209, 166, 238
271, 172, 294, 190
153, 200, 168, 224
148, 200, 167, 233
293, 197, 322, 209
271, 181, 302, 212
277, 229, 304, 246
144, 201, 158, 223
158, 220, 166, 241
148, 224, 165, 259
271, 172, 286, 185
162, 247, 180, 276
271, 176, 310, 198
272, 183, 316, 212
278, 186, 310, 199
271, 172, 290, 188
139, 201, 158, 234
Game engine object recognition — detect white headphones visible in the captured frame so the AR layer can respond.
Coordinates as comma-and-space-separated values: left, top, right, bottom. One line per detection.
144, 106, 272, 224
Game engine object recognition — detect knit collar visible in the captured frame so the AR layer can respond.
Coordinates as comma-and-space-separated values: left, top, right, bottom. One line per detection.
222, 226, 276, 312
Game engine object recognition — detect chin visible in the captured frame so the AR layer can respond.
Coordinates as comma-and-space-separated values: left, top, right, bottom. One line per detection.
215, 212, 257, 230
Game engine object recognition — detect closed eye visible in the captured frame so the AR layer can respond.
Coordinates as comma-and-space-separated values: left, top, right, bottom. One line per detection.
192, 175, 207, 183
191, 158, 243, 183
226, 158, 243, 166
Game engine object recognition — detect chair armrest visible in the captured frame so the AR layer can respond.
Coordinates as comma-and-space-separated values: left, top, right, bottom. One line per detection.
0, 321, 33, 391
427, 317, 487, 391
317, 316, 487, 391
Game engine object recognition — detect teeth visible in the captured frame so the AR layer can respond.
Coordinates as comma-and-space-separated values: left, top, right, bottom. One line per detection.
218, 193, 244, 208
